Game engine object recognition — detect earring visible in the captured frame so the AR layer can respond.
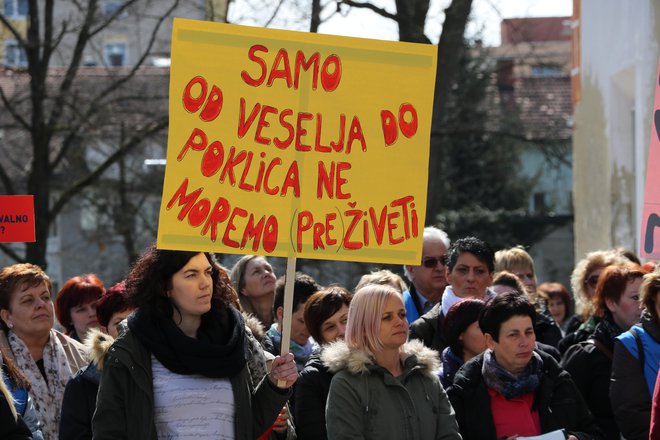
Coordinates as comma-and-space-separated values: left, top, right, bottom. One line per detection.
7, 322, 13, 329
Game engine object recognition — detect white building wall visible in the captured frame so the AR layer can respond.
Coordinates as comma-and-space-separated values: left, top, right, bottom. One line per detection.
574, 0, 659, 260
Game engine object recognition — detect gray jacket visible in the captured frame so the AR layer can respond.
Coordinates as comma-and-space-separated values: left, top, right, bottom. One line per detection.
323, 339, 461, 440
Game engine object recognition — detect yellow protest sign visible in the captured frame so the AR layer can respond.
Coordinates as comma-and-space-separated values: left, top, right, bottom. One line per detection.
157, 18, 437, 265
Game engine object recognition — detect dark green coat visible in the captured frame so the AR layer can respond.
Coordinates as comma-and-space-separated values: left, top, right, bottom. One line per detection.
91, 328, 291, 440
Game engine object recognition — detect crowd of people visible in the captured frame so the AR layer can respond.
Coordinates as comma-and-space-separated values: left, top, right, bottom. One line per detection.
1, 226, 660, 439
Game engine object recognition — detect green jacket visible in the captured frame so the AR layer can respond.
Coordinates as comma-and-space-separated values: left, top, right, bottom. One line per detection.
323, 339, 461, 440
91, 328, 291, 440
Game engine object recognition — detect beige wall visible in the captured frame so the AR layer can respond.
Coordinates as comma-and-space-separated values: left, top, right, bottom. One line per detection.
573, 0, 660, 262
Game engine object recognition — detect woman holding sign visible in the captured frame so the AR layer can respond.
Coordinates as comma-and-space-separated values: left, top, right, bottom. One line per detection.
324, 284, 460, 440
92, 245, 297, 440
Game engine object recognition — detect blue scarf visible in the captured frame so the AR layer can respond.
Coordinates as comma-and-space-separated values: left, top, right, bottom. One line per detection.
266, 324, 316, 371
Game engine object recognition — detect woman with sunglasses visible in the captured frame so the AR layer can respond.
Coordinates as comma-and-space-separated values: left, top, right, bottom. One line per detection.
410, 236, 496, 353
561, 262, 646, 439
558, 249, 628, 353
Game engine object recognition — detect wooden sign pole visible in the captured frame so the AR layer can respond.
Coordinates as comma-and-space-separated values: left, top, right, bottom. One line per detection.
278, 256, 297, 387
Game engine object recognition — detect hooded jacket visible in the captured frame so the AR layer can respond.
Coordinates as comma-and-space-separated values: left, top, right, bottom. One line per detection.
59, 329, 113, 440
323, 339, 461, 440
91, 323, 291, 440
447, 350, 601, 440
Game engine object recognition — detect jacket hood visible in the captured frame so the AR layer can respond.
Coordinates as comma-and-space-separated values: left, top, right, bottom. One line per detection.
243, 312, 266, 342
84, 328, 115, 370
321, 339, 439, 378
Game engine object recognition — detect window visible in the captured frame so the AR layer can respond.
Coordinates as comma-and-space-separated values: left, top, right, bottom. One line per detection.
102, 1, 128, 17
531, 65, 562, 77
3, 0, 28, 19
104, 42, 127, 67
4, 40, 27, 67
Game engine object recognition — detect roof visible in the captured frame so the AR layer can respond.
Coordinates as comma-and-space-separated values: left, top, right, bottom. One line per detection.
505, 75, 572, 141
501, 17, 571, 45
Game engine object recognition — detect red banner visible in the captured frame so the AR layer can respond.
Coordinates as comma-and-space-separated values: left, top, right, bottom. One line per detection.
0, 195, 36, 243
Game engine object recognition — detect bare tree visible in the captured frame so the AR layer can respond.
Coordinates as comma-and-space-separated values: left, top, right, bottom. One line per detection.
0, 0, 184, 267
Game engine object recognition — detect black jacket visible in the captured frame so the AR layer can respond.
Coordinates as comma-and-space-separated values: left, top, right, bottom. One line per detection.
610, 312, 660, 440
408, 303, 447, 352
561, 320, 620, 439
447, 350, 602, 440
1, 390, 32, 440
294, 350, 333, 440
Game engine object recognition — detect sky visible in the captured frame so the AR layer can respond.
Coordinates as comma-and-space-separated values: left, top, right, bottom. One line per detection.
228, 0, 573, 47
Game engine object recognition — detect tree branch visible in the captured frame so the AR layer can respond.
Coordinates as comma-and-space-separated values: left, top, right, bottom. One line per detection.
0, 244, 24, 263
0, 161, 16, 195
0, 84, 32, 131
337, 0, 397, 20
0, 10, 27, 47
49, 116, 168, 219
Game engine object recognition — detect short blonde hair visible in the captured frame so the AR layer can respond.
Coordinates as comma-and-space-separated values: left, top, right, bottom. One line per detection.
354, 269, 407, 294
494, 246, 535, 275
345, 284, 403, 355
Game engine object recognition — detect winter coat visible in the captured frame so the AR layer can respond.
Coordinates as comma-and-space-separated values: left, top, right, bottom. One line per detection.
91, 326, 291, 440
295, 349, 333, 440
409, 303, 447, 352
409, 304, 560, 362
59, 329, 113, 440
323, 339, 461, 440
610, 312, 660, 440
1, 378, 32, 440
560, 320, 620, 439
447, 350, 601, 440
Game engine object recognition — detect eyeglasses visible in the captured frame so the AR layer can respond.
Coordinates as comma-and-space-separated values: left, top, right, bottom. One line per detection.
422, 255, 448, 269
585, 273, 601, 289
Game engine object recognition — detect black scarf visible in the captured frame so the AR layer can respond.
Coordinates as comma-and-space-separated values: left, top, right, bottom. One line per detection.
128, 305, 247, 378
482, 349, 543, 399
592, 313, 624, 350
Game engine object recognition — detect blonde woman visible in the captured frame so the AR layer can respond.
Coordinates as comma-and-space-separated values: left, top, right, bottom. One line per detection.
323, 284, 460, 440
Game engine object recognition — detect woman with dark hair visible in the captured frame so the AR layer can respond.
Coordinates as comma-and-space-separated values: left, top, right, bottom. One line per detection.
410, 236, 496, 353
447, 291, 599, 440
610, 268, 660, 440
93, 245, 297, 439
324, 284, 460, 439
0, 264, 87, 440
439, 298, 486, 388
54, 274, 105, 342
59, 282, 133, 440
561, 262, 645, 439
295, 286, 352, 440
538, 282, 580, 337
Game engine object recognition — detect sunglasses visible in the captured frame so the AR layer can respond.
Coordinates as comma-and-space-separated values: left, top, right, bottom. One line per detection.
422, 255, 448, 269
585, 273, 601, 288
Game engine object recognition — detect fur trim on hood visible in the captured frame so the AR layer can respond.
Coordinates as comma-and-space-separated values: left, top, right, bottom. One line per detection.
321, 339, 440, 378
243, 312, 266, 342
84, 328, 115, 370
